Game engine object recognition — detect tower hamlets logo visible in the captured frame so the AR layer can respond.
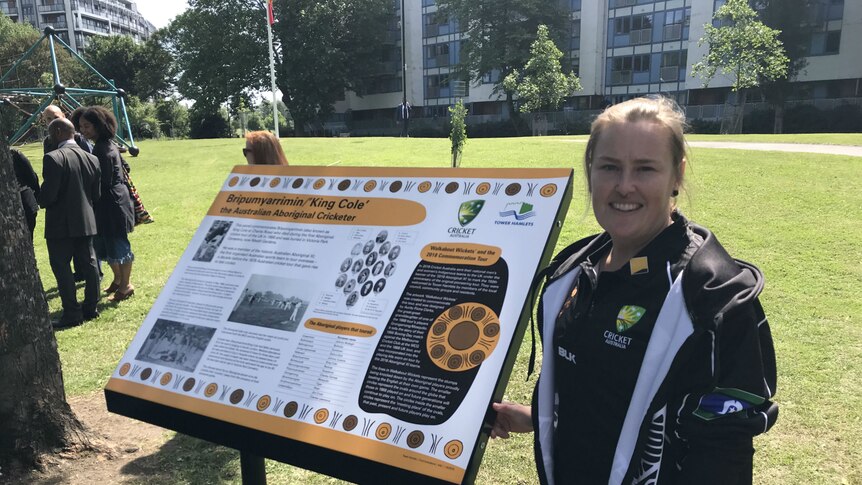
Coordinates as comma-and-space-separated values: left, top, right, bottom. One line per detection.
458, 200, 485, 226
499, 202, 535, 220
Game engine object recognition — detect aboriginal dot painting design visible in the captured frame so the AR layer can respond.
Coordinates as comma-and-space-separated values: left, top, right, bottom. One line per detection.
475, 182, 491, 195
427, 303, 501, 372
256, 395, 272, 411
204, 383, 218, 397
444, 440, 464, 459
540, 183, 558, 197
160, 372, 173, 386
119, 363, 131, 376
375, 422, 392, 440
505, 183, 521, 196
314, 408, 330, 424
284, 401, 299, 418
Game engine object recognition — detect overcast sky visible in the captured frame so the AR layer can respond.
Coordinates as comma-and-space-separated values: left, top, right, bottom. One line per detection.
135, 0, 188, 29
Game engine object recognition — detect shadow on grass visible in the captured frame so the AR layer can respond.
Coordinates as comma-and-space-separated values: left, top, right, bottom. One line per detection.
121, 433, 239, 484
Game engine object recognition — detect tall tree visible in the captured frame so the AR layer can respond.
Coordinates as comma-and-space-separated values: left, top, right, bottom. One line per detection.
163, 0, 269, 112
0, 132, 92, 476
435, 0, 567, 115
691, 0, 789, 133
271, 0, 391, 135
503, 24, 581, 113
755, 0, 812, 133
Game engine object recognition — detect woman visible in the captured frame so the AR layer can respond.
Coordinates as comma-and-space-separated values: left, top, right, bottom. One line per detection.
491, 97, 778, 484
243, 130, 288, 165
79, 106, 136, 301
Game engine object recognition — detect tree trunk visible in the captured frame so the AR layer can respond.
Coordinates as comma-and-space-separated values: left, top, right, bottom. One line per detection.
773, 103, 785, 134
0, 139, 92, 476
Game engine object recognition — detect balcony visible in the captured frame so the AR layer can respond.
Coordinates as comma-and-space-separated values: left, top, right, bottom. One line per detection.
664, 24, 682, 41
660, 66, 679, 82
611, 70, 632, 85
629, 28, 652, 45
38, 2, 66, 12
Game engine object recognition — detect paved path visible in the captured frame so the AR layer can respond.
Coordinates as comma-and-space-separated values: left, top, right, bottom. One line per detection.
686, 141, 862, 157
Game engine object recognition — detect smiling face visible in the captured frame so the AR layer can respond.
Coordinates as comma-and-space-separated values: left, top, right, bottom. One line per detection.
78, 117, 97, 140
590, 120, 684, 254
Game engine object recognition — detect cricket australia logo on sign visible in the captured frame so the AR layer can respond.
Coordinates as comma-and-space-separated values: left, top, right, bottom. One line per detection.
458, 200, 485, 226
449, 200, 484, 238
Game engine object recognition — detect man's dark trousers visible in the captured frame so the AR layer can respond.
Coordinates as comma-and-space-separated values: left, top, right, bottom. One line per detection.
47, 236, 99, 321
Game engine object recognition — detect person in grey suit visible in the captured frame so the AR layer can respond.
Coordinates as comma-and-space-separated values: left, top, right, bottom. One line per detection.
40, 118, 102, 328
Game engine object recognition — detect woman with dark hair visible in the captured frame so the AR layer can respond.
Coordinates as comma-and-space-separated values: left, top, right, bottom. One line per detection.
243, 130, 288, 165
79, 106, 136, 301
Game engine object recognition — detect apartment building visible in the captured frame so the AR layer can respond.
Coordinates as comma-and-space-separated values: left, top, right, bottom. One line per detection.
333, 0, 861, 129
0, 0, 155, 52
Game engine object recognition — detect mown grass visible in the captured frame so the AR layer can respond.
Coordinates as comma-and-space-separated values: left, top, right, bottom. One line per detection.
15, 134, 862, 484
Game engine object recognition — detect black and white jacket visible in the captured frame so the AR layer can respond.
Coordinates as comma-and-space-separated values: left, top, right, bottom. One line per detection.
531, 215, 778, 485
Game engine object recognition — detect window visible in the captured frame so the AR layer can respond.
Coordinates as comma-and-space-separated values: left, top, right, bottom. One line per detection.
614, 16, 631, 35
634, 54, 650, 72
809, 30, 841, 56
660, 50, 687, 81
665, 8, 690, 40
611, 56, 633, 85
825, 30, 841, 54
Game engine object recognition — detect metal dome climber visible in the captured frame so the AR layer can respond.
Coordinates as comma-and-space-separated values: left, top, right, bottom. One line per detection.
0, 26, 140, 156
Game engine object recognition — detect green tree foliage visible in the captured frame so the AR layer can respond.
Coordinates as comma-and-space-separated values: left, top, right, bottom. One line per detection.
692, 0, 789, 132
189, 104, 231, 139
83, 33, 175, 100
435, 0, 567, 96
155, 98, 190, 138
502, 25, 581, 113
449, 100, 467, 167
272, 0, 391, 134
125, 96, 161, 139
692, 0, 788, 90
164, 0, 390, 135
164, 0, 269, 111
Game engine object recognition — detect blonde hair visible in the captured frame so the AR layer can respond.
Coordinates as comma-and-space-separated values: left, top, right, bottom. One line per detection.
245, 131, 288, 165
584, 97, 689, 191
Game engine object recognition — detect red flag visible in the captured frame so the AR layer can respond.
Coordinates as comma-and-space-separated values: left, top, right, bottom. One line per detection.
267, 0, 275, 25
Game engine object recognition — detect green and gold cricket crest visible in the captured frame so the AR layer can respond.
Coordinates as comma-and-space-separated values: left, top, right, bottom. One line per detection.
458, 200, 485, 226
616, 305, 646, 332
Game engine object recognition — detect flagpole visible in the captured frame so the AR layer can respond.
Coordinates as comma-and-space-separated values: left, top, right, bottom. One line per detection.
266, 2, 280, 138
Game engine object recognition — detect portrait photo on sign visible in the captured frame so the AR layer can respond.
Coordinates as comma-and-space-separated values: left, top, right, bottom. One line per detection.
228, 274, 315, 331
193, 220, 233, 262
135, 319, 216, 372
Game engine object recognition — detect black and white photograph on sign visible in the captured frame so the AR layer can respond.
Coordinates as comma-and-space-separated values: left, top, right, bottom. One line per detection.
384, 262, 397, 277
135, 319, 216, 372
192, 220, 232, 262
227, 274, 315, 331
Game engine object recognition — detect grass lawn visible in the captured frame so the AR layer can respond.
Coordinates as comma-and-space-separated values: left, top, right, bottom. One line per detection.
14, 134, 862, 484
